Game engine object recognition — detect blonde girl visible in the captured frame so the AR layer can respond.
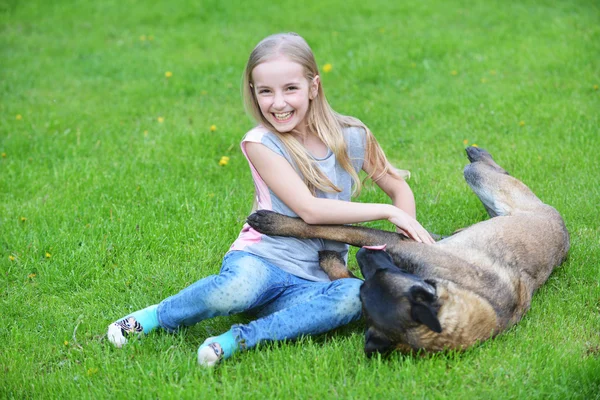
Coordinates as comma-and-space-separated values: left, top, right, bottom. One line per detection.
107, 32, 433, 366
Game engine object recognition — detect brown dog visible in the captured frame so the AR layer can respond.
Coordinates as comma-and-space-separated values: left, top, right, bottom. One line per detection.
247, 147, 570, 356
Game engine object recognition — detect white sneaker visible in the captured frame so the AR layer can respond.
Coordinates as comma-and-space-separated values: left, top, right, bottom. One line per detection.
197, 337, 224, 367
107, 316, 143, 348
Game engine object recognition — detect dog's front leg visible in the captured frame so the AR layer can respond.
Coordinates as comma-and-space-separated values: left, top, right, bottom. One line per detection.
318, 250, 357, 280
247, 210, 407, 248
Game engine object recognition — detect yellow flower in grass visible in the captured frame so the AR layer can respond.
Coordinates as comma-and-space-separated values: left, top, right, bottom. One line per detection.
472, 144, 479, 147
64, 340, 69, 346
219, 156, 230, 166
45, 252, 51, 258
210, 124, 217, 132
87, 367, 99, 376
9, 255, 15, 261
594, 85, 599, 91
20, 217, 27, 222
463, 139, 469, 145
28, 273, 36, 279
16, 114, 23, 120
519, 121, 525, 127
1, 153, 5, 158
451, 70, 458, 76
157, 117, 164, 123
322, 63, 332, 73
165, 71, 173, 78
140, 35, 147, 41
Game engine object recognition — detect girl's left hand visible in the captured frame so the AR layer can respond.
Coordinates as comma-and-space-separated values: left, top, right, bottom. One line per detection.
388, 210, 435, 244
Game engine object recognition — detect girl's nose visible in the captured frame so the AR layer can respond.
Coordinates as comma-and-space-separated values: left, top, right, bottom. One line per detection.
273, 92, 286, 109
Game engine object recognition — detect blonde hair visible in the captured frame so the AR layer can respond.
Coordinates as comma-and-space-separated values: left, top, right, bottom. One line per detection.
242, 32, 400, 196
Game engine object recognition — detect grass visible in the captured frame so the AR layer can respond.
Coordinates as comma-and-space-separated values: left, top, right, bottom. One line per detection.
1, 0, 599, 398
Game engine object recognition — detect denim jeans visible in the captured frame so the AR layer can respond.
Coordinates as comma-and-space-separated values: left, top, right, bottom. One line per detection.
156, 250, 363, 349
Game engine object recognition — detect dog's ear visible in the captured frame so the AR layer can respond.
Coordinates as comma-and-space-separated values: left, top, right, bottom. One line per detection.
364, 326, 393, 357
409, 286, 442, 333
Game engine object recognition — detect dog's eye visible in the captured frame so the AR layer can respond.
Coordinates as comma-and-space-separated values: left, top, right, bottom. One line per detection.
424, 279, 437, 289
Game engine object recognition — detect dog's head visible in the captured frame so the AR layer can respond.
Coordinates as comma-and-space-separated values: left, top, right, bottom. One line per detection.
357, 247, 442, 356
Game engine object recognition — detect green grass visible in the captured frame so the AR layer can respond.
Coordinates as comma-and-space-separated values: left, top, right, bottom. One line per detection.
1, 0, 599, 398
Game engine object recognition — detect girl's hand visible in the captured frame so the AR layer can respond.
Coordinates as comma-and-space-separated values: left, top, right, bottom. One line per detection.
388, 209, 435, 244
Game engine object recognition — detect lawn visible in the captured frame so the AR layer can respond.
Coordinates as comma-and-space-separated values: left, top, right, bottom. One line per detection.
1, 0, 599, 398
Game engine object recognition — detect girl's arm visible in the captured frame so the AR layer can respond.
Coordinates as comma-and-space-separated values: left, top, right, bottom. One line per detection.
245, 142, 434, 244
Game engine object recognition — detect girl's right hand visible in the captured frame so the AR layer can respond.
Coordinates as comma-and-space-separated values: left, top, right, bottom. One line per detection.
388, 209, 435, 244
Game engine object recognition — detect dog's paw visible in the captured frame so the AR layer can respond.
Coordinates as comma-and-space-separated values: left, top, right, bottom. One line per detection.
465, 146, 492, 163
247, 210, 281, 235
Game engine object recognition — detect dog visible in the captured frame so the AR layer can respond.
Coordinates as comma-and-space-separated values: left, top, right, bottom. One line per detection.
247, 147, 570, 356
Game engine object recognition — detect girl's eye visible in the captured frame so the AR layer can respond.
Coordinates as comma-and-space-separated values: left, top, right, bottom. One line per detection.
258, 89, 271, 94
286, 86, 298, 91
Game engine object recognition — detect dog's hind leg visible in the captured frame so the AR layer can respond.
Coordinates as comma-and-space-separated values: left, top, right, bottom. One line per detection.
318, 250, 357, 280
463, 146, 543, 217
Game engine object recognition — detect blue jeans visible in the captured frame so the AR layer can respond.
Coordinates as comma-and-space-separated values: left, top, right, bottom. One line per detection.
156, 250, 363, 349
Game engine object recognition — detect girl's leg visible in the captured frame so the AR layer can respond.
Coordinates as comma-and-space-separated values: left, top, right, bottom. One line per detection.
107, 251, 290, 347
198, 277, 362, 366
234, 277, 363, 346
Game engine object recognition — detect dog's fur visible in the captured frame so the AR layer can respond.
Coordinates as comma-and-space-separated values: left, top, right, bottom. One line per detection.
247, 147, 570, 356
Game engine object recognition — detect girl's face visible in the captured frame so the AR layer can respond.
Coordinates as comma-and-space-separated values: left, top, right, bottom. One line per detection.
251, 56, 319, 135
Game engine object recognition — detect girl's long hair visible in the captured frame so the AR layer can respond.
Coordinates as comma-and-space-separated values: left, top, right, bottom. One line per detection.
242, 32, 401, 196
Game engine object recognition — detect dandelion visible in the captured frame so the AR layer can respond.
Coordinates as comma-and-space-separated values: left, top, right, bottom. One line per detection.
87, 367, 99, 376
323, 63, 333, 73
64, 340, 69, 346
463, 139, 469, 145
201, 90, 208, 95
378, 28, 385, 34
451, 70, 458, 76
481, 78, 488, 83
165, 71, 173, 78
9, 255, 15, 261
140, 35, 147, 41
1, 153, 5, 158
143, 130, 148, 136
219, 156, 230, 166
28, 273, 36, 279
594, 85, 599, 90
16, 114, 22, 120
519, 121, 525, 127
20, 217, 27, 222
210, 124, 217, 132
157, 117, 164, 123
45, 252, 51, 258
472, 144, 479, 147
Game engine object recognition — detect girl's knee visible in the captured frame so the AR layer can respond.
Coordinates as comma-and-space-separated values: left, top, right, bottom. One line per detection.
330, 278, 363, 317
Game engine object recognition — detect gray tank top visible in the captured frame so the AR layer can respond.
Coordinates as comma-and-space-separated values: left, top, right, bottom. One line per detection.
229, 125, 367, 281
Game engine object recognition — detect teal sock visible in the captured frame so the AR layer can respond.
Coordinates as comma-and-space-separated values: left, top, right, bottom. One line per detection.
210, 330, 238, 359
197, 330, 239, 366
127, 304, 159, 334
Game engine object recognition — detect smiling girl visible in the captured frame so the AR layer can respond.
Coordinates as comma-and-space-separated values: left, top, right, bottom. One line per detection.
107, 32, 433, 366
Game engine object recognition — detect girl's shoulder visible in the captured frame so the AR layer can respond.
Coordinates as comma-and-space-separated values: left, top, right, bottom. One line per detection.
241, 125, 289, 157
341, 124, 367, 149
242, 125, 272, 144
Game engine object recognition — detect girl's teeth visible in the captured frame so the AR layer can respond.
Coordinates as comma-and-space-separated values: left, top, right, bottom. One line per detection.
274, 112, 292, 120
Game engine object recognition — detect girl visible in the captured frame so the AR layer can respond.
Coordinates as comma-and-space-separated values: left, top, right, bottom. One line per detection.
107, 32, 434, 367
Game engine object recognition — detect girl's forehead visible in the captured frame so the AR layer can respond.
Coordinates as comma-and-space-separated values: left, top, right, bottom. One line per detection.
252, 57, 306, 85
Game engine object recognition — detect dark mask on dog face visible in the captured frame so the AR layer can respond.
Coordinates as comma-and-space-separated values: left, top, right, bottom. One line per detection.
357, 248, 441, 356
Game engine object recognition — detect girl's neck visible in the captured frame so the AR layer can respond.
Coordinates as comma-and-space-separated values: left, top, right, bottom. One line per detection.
294, 130, 328, 158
